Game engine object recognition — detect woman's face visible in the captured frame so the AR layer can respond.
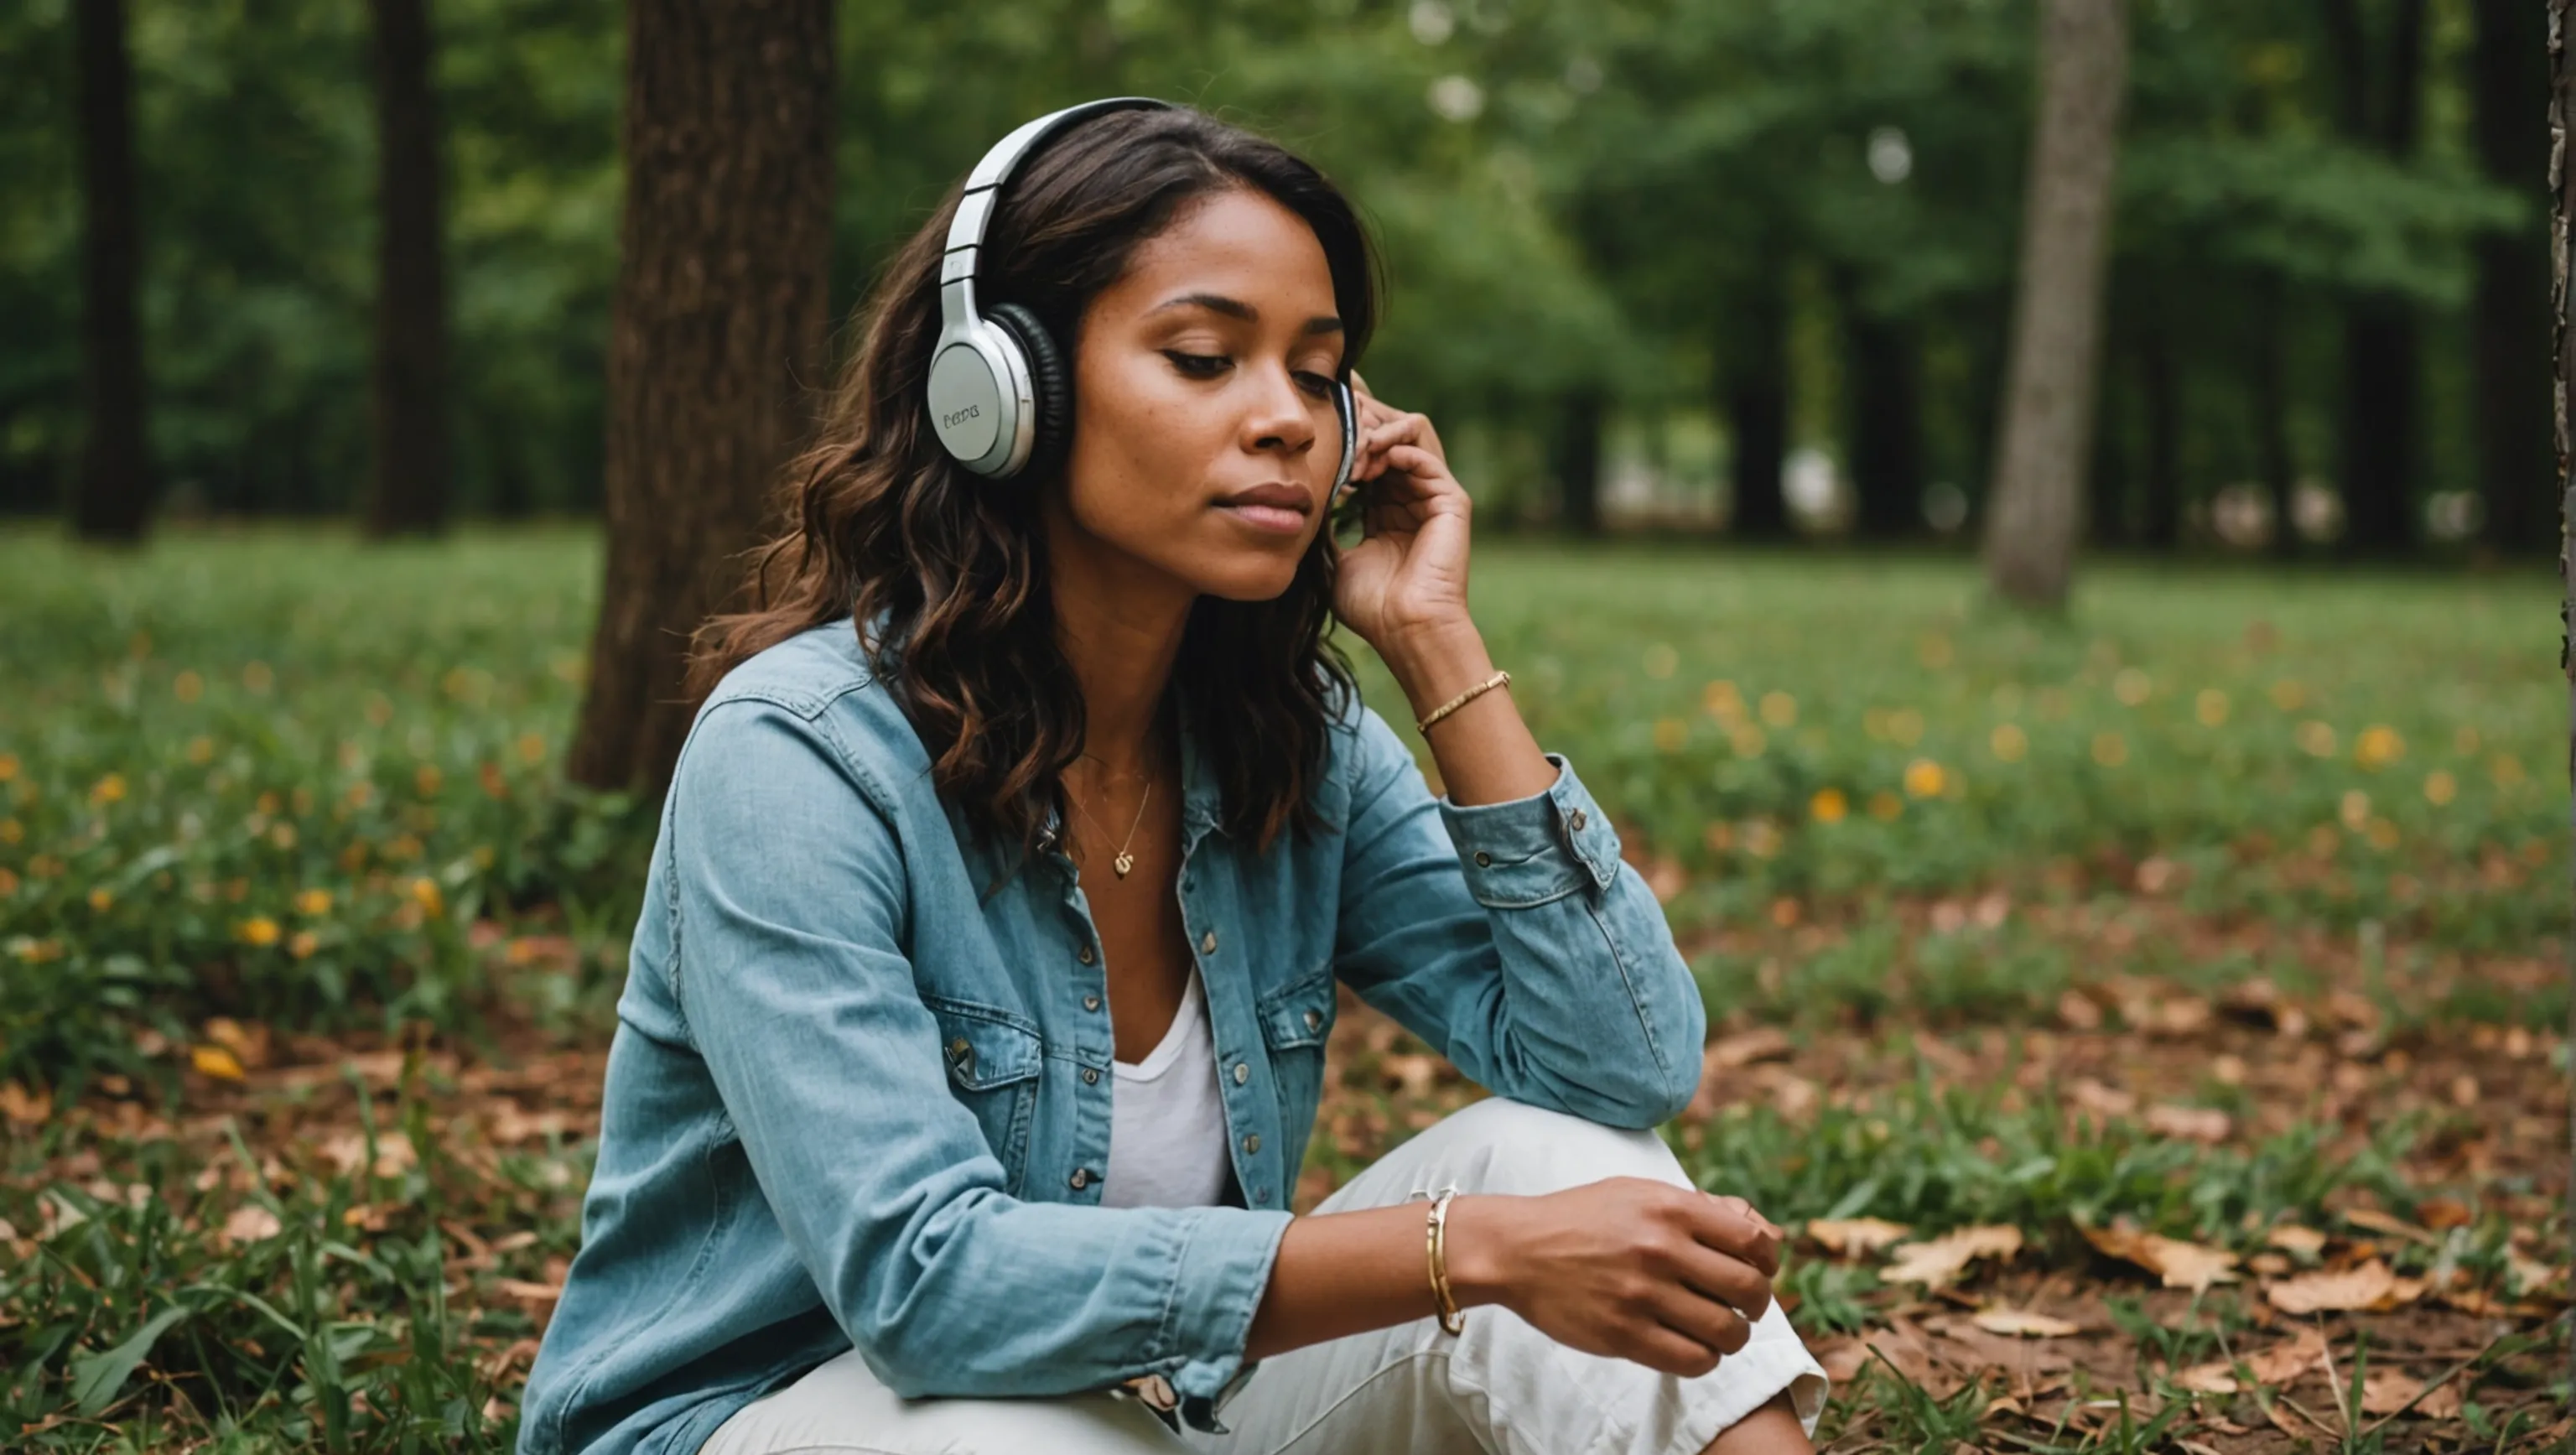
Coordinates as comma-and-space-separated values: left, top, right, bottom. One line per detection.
1051, 186, 1348, 605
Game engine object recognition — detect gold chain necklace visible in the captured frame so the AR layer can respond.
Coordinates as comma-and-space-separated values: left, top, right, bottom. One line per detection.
1067, 759, 1154, 879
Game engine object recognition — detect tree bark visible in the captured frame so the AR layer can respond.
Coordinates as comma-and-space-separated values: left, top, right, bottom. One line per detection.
72, 0, 148, 541
1845, 304, 1924, 539
2325, 0, 2428, 556
1551, 390, 1605, 536
1722, 290, 1790, 539
366, 0, 451, 538
2475, 0, 2553, 554
2550, 0, 2576, 1392
568, 0, 835, 799
1983, 0, 2131, 607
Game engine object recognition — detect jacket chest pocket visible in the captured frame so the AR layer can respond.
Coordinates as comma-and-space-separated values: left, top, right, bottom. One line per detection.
925, 1000, 1045, 1198
1254, 965, 1337, 1172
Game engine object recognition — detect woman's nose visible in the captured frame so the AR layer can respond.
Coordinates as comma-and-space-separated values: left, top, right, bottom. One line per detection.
1244, 366, 1317, 460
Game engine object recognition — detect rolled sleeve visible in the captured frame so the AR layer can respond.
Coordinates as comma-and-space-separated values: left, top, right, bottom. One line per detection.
1332, 704, 1706, 1128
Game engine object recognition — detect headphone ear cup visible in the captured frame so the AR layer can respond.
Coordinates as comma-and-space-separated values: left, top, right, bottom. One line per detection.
987, 303, 1072, 480
1332, 377, 1358, 501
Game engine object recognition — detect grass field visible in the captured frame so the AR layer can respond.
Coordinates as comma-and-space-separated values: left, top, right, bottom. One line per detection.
1, 527, 2567, 1452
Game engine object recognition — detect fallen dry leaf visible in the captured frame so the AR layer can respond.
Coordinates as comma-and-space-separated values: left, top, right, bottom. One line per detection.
190, 1044, 247, 1082
2263, 1224, 2328, 1258
1704, 1026, 1794, 1071
2341, 1207, 2438, 1246
2068, 1077, 2137, 1116
1971, 1307, 2081, 1338
1805, 1216, 1913, 1258
0, 1081, 51, 1126
2360, 1368, 2463, 1419
2175, 1328, 2325, 1394
2265, 1258, 2424, 1315
1883, 1224, 2023, 1287
2143, 1102, 2231, 1142
219, 1203, 283, 1246
2506, 1250, 2563, 1297
2078, 1222, 2241, 1291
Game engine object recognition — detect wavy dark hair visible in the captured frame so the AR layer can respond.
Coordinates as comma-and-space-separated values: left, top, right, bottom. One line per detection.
688, 104, 1383, 881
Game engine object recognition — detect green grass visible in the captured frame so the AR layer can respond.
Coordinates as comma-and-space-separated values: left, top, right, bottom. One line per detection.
0, 526, 2563, 1450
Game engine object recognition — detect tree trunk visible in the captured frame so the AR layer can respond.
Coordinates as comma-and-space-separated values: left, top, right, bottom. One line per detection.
568, 0, 835, 799
72, 0, 148, 542
1983, 0, 2131, 607
2549, 0, 2576, 1392
2475, 0, 2553, 554
2325, 0, 2428, 556
2255, 273, 2301, 558
2087, 341, 2128, 546
1722, 289, 1790, 539
2138, 310, 2182, 550
1551, 391, 1605, 536
1846, 305, 1924, 538
366, 0, 451, 538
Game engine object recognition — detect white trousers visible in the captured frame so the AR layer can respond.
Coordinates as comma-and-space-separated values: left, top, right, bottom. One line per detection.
700, 1098, 1830, 1455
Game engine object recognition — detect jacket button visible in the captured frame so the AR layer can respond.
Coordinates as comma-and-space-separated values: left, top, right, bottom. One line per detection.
1242, 1134, 1260, 1153
1473, 850, 1492, 867
1078, 945, 1094, 964
1304, 1009, 1322, 1032
1070, 1168, 1090, 1190
1200, 930, 1218, 954
1083, 995, 1102, 1012
1233, 1062, 1249, 1084
1083, 1066, 1100, 1084
1570, 808, 1587, 832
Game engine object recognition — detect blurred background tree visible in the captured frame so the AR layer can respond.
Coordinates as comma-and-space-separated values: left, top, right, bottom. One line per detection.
0, 0, 2548, 560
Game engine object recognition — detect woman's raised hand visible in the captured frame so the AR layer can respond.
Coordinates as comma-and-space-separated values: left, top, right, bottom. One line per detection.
1330, 372, 1475, 655
1446, 1179, 1784, 1378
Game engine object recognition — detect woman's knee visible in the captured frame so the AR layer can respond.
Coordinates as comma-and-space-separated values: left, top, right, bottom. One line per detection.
1413, 1096, 1692, 1198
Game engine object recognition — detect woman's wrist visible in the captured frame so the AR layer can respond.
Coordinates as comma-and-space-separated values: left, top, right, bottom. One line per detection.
1436, 1193, 1523, 1312
1378, 620, 1494, 722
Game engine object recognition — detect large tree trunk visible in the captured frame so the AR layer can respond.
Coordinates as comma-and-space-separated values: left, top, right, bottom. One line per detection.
1845, 304, 1924, 538
2475, 0, 2552, 554
1983, 0, 2131, 607
2325, 0, 2428, 556
366, 0, 451, 538
72, 0, 148, 542
1551, 391, 1605, 536
568, 0, 835, 798
1722, 289, 1790, 539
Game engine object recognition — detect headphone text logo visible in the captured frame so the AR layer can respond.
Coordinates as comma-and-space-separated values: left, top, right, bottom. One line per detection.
942, 404, 981, 429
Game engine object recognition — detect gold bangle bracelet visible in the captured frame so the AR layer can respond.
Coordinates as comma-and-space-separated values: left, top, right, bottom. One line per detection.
1415, 670, 1510, 737
1426, 1187, 1466, 1335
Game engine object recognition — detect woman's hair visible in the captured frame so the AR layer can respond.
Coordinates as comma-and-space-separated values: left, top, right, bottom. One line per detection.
688, 105, 1383, 881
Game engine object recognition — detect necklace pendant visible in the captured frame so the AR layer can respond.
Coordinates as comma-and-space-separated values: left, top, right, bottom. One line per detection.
1114, 850, 1134, 877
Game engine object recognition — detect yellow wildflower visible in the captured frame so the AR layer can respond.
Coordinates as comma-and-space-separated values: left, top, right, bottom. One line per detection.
1989, 723, 2028, 762
2194, 689, 2229, 727
2353, 725, 2403, 770
410, 876, 444, 916
517, 732, 548, 766
1810, 787, 1848, 824
0, 754, 17, 782
236, 916, 282, 948
295, 888, 333, 917
1903, 759, 1945, 798
0, 867, 16, 896
1759, 692, 1798, 728
2423, 771, 2457, 806
174, 670, 204, 703
2090, 731, 2128, 767
91, 773, 127, 806
87, 887, 112, 912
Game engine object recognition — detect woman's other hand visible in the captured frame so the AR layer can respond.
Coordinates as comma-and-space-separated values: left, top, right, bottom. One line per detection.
1331, 372, 1475, 655
1445, 1180, 1785, 1377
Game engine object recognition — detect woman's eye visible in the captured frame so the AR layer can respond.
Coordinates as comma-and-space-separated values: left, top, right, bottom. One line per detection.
1295, 371, 1337, 398
1163, 351, 1229, 378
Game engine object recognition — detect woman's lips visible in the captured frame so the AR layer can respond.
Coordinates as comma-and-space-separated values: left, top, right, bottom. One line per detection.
1216, 502, 1307, 535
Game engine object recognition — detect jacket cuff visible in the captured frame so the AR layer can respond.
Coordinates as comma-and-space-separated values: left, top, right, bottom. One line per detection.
1435, 751, 1624, 908
1164, 1206, 1296, 1432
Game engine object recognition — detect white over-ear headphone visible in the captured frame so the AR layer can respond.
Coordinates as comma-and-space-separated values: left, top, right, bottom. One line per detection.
924, 97, 1359, 496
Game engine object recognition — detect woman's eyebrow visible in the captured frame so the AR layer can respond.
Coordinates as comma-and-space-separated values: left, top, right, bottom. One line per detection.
1150, 292, 1343, 335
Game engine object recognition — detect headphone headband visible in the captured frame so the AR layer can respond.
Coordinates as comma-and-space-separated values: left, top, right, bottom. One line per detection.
938, 96, 1172, 335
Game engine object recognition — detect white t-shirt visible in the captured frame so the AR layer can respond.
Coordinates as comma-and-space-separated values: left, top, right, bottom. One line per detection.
1100, 965, 1235, 1208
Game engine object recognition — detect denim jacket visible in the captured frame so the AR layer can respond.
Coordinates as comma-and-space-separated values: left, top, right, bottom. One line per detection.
517, 616, 1708, 1455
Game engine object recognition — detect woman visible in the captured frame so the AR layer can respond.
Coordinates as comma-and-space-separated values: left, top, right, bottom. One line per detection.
518, 100, 1828, 1455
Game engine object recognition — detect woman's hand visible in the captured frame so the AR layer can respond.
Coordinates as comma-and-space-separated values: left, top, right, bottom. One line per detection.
1331, 372, 1474, 654
1446, 1180, 1784, 1378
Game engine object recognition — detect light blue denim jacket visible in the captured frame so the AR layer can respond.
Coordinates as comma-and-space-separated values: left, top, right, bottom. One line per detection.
517, 616, 1707, 1455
